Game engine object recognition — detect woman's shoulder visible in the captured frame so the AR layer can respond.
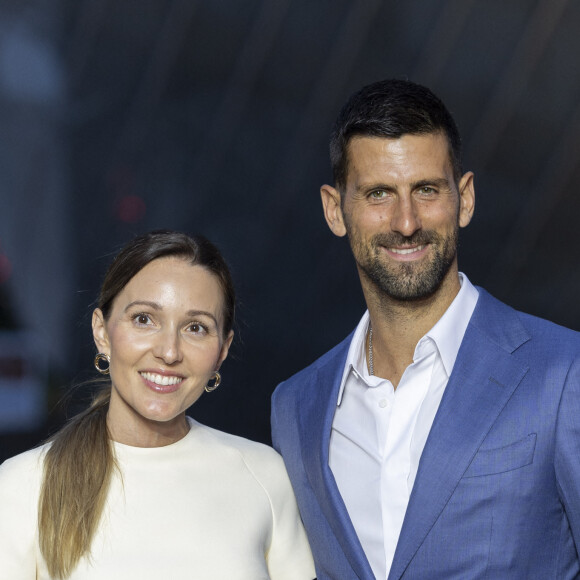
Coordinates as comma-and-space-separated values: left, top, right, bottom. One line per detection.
0, 444, 48, 474
191, 418, 280, 460
188, 418, 289, 483
0, 444, 48, 502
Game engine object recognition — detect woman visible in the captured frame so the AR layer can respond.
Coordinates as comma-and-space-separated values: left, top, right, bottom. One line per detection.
0, 230, 315, 580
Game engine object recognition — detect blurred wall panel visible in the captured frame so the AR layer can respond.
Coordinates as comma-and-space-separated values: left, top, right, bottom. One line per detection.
0, 3, 72, 372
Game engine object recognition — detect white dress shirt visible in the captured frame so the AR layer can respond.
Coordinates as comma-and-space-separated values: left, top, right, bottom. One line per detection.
329, 274, 479, 579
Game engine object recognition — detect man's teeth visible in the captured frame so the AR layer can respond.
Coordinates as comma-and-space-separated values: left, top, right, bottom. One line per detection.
391, 245, 425, 255
140, 372, 183, 386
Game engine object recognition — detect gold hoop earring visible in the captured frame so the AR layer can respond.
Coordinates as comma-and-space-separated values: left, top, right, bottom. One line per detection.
205, 371, 221, 393
94, 353, 110, 375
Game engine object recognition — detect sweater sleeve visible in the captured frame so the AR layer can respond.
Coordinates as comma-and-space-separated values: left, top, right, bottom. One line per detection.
242, 445, 315, 580
0, 448, 43, 580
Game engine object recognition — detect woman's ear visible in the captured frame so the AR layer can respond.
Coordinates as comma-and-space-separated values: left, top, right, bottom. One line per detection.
92, 308, 111, 355
216, 330, 234, 369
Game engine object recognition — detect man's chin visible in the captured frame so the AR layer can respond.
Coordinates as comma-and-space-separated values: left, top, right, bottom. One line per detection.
365, 262, 448, 301
387, 285, 439, 302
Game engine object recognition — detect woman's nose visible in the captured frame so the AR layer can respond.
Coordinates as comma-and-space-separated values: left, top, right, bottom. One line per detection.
153, 329, 183, 364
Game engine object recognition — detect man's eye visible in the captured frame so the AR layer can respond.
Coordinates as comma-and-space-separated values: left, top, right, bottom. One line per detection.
419, 186, 435, 194
370, 190, 387, 199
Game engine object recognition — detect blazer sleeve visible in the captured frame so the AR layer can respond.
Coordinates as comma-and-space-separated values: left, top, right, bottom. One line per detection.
0, 449, 43, 579
271, 384, 282, 453
554, 354, 580, 552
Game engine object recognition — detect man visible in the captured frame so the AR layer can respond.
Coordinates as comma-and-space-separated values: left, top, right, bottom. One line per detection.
271, 79, 580, 579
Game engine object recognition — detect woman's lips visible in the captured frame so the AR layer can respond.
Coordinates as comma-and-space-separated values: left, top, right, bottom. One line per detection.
140, 371, 183, 393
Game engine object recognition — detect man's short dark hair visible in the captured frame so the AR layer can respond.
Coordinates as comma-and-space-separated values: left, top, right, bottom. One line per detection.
330, 79, 463, 190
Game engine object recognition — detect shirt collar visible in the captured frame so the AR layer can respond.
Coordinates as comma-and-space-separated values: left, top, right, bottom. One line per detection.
336, 273, 479, 406
423, 272, 479, 376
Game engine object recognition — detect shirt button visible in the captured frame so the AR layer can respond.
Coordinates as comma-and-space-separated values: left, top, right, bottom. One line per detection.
379, 399, 389, 408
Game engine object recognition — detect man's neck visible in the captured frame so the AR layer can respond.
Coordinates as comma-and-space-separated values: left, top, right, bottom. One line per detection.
362, 271, 461, 387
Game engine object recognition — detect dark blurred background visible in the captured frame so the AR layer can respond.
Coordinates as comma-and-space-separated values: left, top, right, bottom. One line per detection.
1, 0, 580, 461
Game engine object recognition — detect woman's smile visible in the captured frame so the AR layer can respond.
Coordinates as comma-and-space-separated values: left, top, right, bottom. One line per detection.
140, 371, 184, 392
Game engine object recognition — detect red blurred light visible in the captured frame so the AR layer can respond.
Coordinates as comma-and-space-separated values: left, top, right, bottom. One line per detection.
115, 195, 147, 223
0, 254, 12, 284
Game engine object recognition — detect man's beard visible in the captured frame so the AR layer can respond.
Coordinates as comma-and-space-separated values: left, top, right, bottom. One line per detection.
347, 227, 459, 301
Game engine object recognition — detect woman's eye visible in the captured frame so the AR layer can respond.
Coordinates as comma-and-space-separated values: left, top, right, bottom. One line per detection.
133, 313, 151, 325
188, 323, 207, 334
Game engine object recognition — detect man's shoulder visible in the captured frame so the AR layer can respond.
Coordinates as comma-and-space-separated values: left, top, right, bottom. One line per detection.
515, 308, 579, 336
273, 331, 354, 399
474, 287, 580, 350
514, 309, 580, 361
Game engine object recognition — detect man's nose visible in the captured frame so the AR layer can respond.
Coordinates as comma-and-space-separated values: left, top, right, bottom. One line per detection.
390, 196, 421, 237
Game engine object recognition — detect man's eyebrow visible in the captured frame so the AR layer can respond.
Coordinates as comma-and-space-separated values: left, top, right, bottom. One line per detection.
355, 182, 397, 193
355, 177, 452, 193
411, 178, 453, 190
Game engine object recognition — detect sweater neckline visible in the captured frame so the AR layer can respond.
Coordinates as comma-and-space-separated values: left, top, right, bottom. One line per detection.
112, 416, 198, 456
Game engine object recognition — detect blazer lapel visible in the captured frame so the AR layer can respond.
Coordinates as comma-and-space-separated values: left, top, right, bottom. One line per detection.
388, 290, 531, 580
297, 336, 375, 579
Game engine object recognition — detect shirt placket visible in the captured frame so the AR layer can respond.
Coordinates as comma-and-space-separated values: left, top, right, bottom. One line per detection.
380, 347, 435, 574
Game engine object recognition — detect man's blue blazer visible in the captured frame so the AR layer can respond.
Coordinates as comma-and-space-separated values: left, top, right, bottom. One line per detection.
271, 289, 580, 579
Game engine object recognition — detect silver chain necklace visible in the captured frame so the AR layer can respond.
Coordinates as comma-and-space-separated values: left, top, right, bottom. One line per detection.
368, 323, 374, 376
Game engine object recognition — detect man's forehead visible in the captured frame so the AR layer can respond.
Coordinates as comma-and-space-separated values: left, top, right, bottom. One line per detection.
344, 133, 454, 177
346, 131, 450, 153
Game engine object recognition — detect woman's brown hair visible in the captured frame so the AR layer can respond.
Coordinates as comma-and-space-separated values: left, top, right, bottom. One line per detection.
38, 230, 235, 578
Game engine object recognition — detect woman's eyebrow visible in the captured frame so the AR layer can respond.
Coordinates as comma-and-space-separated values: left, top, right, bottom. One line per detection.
124, 302, 219, 325
124, 300, 161, 312
186, 310, 218, 324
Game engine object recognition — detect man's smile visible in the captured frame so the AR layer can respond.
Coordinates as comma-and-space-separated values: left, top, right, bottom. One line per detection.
389, 245, 426, 255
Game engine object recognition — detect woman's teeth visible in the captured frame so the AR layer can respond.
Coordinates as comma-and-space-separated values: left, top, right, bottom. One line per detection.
140, 372, 183, 386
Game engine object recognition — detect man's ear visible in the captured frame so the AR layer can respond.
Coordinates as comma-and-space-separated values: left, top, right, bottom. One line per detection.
320, 184, 347, 237
458, 171, 475, 228
92, 308, 111, 355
